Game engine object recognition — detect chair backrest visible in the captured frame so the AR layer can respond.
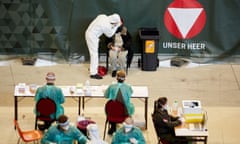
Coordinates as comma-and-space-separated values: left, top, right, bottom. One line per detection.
105, 100, 128, 123
36, 98, 56, 120
151, 114, 161, 138
14, 120, 24, 138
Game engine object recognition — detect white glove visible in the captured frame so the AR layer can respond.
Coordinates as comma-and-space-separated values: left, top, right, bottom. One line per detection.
86, 140, 92, 144
130, 138, 138, 144
49, 142, 57, 144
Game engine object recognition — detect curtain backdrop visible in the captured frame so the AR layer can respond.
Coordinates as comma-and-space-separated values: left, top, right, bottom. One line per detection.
0, 0, 240, 63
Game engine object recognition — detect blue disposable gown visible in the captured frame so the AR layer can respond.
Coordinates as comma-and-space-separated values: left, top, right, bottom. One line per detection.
111, 127, 146, 144
41, 125, 88, 144
34, 84, 65, 119
104, 82, 134, 115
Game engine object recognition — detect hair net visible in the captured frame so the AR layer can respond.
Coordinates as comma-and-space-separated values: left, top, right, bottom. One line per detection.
46, 72, 56, 80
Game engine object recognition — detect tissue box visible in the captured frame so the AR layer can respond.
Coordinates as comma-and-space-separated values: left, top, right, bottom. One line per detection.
182, 100, 202, 114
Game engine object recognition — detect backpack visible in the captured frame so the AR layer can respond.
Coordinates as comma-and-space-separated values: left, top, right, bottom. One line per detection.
98, 66, 107, 76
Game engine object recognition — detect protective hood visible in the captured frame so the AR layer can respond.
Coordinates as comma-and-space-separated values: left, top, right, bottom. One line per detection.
108, 13, 121, 24
87, 124, 108, 144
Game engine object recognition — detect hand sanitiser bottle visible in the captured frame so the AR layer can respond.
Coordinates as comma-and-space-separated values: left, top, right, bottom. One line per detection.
172, 100, 178, 115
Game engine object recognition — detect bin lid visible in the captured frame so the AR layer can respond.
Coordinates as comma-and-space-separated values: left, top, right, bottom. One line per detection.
139, 27, 160, 39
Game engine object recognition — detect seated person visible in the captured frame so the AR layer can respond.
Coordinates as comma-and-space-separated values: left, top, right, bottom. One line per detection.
87, 123, 108, 144
41, 114, 89, 144
152, 97, 186, 144
111, 117, 146, 144
107, 25, 132, 77
104, 70, 134, 135
34, 72, 65, 130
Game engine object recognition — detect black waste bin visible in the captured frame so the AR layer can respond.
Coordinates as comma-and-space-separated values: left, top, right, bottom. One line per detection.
139, 27, 160, 71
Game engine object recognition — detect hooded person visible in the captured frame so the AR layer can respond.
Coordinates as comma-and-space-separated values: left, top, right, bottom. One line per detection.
87, 123, 108, 144
85, 13, 122, 80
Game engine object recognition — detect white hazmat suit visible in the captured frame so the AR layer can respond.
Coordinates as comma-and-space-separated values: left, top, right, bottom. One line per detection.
85, 13, 122, 78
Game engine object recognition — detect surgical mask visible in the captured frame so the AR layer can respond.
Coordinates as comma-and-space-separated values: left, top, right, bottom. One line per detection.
61, 125, 70, 131
58, 120, 70, 131
163, 104, 168, 110
124, 123, 133, 133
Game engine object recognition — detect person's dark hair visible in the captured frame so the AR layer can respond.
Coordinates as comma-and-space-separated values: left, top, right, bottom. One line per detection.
157, 97, 167, 108
158, 97, 167, 105
58, 115, 68, 123
154, 97, 167, 113
116, 26, 123, 33
57, 115, 68, 130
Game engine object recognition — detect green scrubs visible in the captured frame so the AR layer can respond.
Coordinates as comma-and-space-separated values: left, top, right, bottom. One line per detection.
34, 84, 65, 119
41, 125, 88, 144
111, 127, 146, 144
104, 82, 134, 115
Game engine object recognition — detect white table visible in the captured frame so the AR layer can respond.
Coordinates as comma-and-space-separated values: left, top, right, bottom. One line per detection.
174, 115, 209, 144
14, 85, 149, 129
175, 123, 208, 144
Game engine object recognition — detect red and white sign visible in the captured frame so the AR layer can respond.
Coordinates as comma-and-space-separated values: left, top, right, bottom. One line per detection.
164, 0, 206, 39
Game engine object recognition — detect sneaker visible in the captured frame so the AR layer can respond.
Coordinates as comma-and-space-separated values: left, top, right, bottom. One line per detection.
90, 74, 103, 79
112, 70, 117, 77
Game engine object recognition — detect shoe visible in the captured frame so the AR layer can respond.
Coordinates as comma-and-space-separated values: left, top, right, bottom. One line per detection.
90, 74, 103, 79
112, 70, 117, 77
37, 124, 47, 131
107, 128, 115, 135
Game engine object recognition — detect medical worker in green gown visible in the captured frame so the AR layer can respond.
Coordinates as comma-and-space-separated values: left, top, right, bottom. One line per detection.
111, 117, 146, 144
104, 70, 135, 135
34, 72, 65, 130
41, 115, 89, 144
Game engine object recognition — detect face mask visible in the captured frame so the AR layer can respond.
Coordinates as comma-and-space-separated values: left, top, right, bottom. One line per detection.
58, 120, 70, 131
163, 104, 168, 110
62, 125, 70, 131
124, 123, 133, 133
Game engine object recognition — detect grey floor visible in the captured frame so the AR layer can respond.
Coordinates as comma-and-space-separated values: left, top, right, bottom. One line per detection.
1, 58, 240, 144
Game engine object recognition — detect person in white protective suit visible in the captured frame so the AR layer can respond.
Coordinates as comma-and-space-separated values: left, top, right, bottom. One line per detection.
86, 123, 108, 144
85, 13, 122, 79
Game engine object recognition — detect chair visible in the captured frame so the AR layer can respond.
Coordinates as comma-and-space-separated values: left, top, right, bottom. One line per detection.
35, 98, 56, 130
77, 119, 96, 136
151, 114, 170, 144
14, 120, 43, 144
103, 100, 128, 139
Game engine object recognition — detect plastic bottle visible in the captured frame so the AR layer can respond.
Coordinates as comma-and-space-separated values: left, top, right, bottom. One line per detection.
172, 100, 178, 115
85, 80, 90, 88
85, 80, 91, 96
